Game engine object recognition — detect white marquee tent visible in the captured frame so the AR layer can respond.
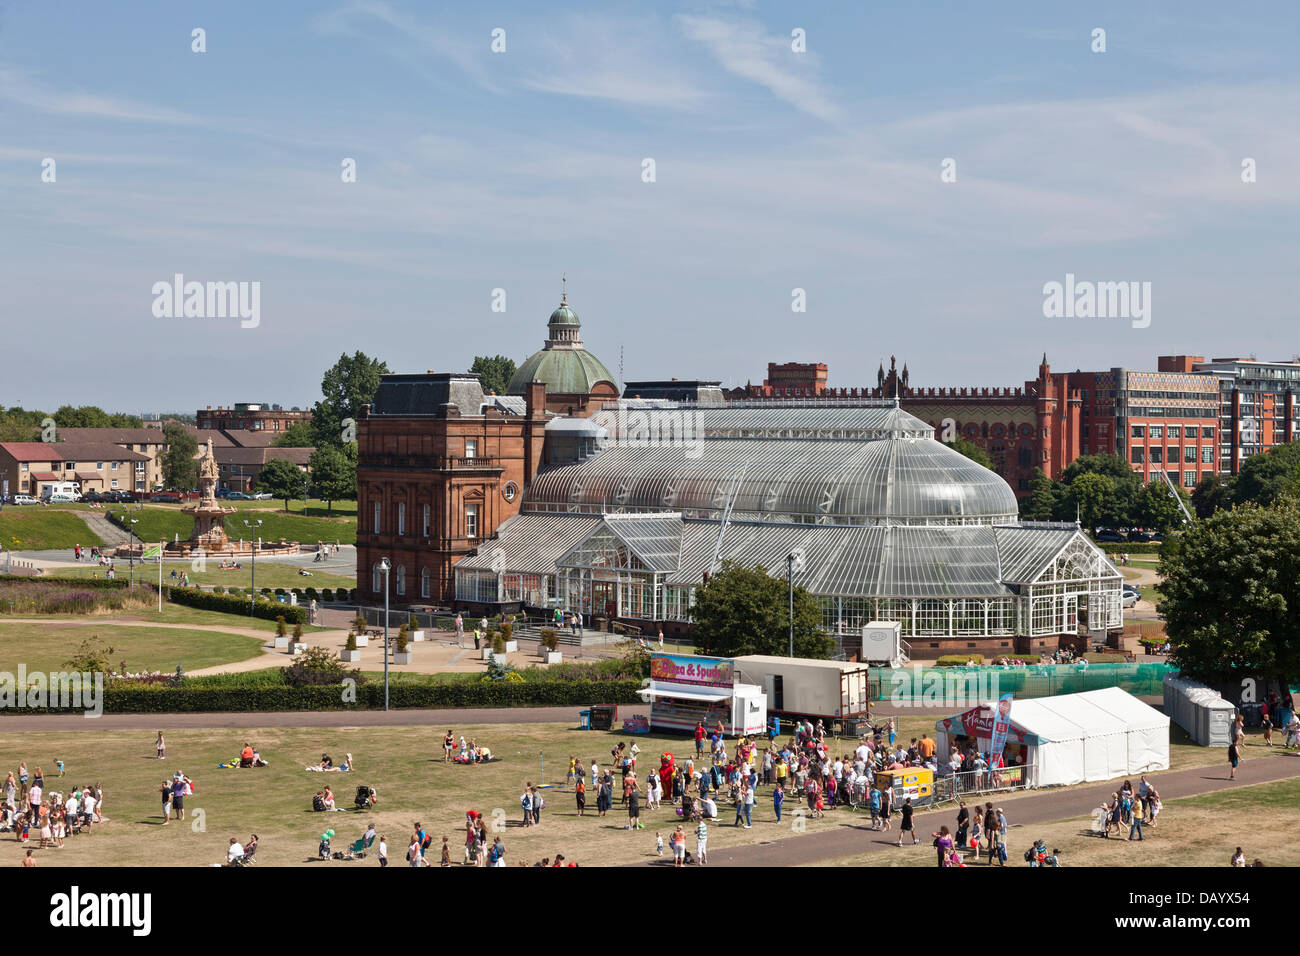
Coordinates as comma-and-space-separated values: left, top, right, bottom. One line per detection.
935, 687, 1170, 788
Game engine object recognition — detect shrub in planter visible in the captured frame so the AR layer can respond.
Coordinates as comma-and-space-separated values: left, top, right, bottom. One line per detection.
539, 628, 560, 652
395, 626, 409, 654
276, 615, 288, 638
500, 621, 513, 642
491, 632, 505, 654
345, 632, 357, 651
293, 622, 304, 640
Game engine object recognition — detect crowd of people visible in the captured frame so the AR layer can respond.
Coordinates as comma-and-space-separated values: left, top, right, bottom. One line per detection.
3, 764, 104, 851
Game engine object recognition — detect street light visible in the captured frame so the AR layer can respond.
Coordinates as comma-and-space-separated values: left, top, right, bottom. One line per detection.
121, 505, 141, 586
379, 557, 391, 712
243, 519, 262, 615
787, 548, 805, 658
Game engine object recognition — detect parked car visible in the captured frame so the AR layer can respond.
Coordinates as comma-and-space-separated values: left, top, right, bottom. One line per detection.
151, 493, 181, 503
215, 488, 231, 499
251, 492, 274, 500
11, 494, 40, 505
79, 491, 104, 503
1121, 590, 1140, 608
225, 492, 253, 500
45, 493, 78, 503
1126, 529, 1154, 542
1094, 529, 1125, 543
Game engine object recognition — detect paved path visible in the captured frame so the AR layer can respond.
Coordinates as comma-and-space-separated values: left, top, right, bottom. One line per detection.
688, 750, 1300, 867
0, 705, 585, 731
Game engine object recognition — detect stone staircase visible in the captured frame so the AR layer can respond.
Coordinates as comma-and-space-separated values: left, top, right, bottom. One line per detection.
83, 511, 133, 548
511, 619, 633, 649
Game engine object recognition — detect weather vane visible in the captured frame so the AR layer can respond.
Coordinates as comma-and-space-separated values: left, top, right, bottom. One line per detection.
561, 272, 567, 304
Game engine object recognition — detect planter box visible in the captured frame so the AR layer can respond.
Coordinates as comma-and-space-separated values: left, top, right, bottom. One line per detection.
290, 643, 305, 655
410, 630, 425, 642
491, 652, 508, 667
481, 647, 494, 661
393, 652, 413, 665
341, 649, 362, 663
545, 651, 563, 664
504, 640, 518, 653
273, 636, 290, 650
353, 634, 369, 648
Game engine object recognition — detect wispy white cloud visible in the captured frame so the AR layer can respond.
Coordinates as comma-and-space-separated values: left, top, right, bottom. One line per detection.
676, 15, 842, 123
0, 67, 204, 125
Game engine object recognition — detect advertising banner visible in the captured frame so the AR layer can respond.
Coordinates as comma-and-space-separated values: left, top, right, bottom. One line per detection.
989, 693, 1014, 763
650, 654, 734, 689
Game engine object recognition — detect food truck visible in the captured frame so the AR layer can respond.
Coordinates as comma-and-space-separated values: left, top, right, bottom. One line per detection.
638, 653, 767, 736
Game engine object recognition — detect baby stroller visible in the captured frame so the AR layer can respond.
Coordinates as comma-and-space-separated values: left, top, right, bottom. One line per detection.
353, 785, 376, 810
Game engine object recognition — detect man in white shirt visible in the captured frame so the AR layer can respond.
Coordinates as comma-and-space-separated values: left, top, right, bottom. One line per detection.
27, 782, 41, 812
227, 838, 245, 864
81, 791, 97, 827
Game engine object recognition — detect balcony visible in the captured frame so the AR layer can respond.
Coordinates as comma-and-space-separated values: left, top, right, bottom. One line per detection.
358, 453, 502, 472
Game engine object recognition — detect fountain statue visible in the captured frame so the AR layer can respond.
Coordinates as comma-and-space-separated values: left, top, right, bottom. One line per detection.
181, 439, 236, 551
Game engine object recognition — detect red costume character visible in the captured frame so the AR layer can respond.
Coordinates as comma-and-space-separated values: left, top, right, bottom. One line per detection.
658, 753, 675, 796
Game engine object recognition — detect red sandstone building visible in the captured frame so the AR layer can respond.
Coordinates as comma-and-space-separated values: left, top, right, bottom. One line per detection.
730, 356, 1224, 494
355, 294, 615, 604
196, 402, 312, 434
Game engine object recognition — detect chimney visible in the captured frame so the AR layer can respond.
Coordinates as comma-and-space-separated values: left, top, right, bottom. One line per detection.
525, 381, 547, 420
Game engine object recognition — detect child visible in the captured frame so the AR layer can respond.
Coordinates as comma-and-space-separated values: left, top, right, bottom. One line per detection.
56, 760, 65, 777
656, 832, 664, 856
440, 836, 450, 867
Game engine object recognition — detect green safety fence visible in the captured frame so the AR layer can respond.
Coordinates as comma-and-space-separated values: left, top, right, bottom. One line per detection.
870, 662, 1179, 703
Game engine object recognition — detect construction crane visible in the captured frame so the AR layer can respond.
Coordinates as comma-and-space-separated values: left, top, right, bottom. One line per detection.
1154, 469, 1194, 526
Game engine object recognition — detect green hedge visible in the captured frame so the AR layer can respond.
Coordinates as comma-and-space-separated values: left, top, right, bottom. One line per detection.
0, 574, 138, 591
935, 654, 985, 667
3, 678, 643, 713
164, 585, 307, 624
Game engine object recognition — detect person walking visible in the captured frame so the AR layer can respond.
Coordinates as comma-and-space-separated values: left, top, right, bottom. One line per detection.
443, 730, 454, 763
454, 613, 464, 645
1227, 739, 1239, 779
879, 784, 893, 832
1127, 809, 1145, 841
695, 817, 708, 865
955, 801, 969, 847
896, 798, 919, 846
773, 781, 785, 823
377, 834, 388, 867
627, 780, 641, 830
155, 733, 165, 760
933, 825, 953, 867
671, 825, 686, 867
743, 780, 755, 828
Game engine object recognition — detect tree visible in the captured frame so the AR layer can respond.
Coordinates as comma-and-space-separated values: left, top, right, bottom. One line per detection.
470, 355, 517, 397
943, 439, 994, 470
308, 444, 353, 512
271, 421, 316, 447
53, 405, 142, 428
160, 422, 199, 490
257, 457, 306, 511
1059, 453, 1142, 527
1135, 480, 1191, 534
312, 352, 389, 449
1191, 472, 1232, 519
690, 563, 835, 659
1159, 498, 1300, 683
1064, 473, 1115, 530
0, 407, 43, 442
1230, 441, 1300, 509
1019, 468, 1065, 521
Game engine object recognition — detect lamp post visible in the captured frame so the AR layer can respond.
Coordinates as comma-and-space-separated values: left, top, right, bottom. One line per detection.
786, 548, 805, 658
243, 519, 262, 615
123, 505, 141, 586
379, 557, 392, 711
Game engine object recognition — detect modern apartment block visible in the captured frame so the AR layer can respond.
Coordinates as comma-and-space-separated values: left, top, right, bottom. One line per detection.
1184, 357, 1300, 475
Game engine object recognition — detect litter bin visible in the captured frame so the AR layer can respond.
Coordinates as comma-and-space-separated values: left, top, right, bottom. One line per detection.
579, 709, 591, 731
770, 717, 780, 737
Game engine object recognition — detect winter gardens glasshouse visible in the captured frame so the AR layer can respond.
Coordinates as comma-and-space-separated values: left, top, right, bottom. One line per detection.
454, 401, 1124, 658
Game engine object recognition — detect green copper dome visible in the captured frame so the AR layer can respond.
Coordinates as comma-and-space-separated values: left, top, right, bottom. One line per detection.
507, 295, 618, 397
548, 304, 581, 327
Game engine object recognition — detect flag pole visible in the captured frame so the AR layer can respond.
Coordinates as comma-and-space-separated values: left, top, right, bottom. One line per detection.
158, 541, 163, 612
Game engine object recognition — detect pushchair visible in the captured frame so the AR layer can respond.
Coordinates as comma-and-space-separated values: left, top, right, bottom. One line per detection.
353, 785, 376, 810
318, 836, 331, 860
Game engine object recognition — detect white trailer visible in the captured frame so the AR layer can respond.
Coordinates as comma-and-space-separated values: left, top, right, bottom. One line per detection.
731, 655, 871, 724
861, 620, 908, 667
38, 480, 81, 501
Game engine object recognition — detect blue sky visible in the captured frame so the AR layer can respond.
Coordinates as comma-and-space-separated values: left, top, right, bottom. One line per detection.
2, 0, 1298, 412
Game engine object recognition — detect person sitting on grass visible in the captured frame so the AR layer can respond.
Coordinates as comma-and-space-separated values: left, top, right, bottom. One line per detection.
227, 837, 245, 865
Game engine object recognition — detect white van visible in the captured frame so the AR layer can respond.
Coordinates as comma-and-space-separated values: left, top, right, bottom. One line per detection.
40, 481, 81, 502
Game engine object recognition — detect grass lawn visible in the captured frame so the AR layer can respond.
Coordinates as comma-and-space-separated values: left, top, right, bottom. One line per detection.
811, 776, 1300, 868
5, 603, 330, 634
221, 499, 357, 518
102, 506, 356, 547
0, 621, 265, 674
53, 563, 355, 592
0, 509, 102, 551
0, 715, 1284, 868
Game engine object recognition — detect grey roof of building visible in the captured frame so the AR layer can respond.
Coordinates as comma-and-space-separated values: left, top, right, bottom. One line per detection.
455, 513, 603, 576
369, 373, 487, 418
458, 512, 1113, 600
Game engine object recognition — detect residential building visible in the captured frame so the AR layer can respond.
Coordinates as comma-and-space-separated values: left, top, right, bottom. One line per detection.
1189, 357, 1300, 474
0, 442, 151, 497
196, 402, 312, 433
